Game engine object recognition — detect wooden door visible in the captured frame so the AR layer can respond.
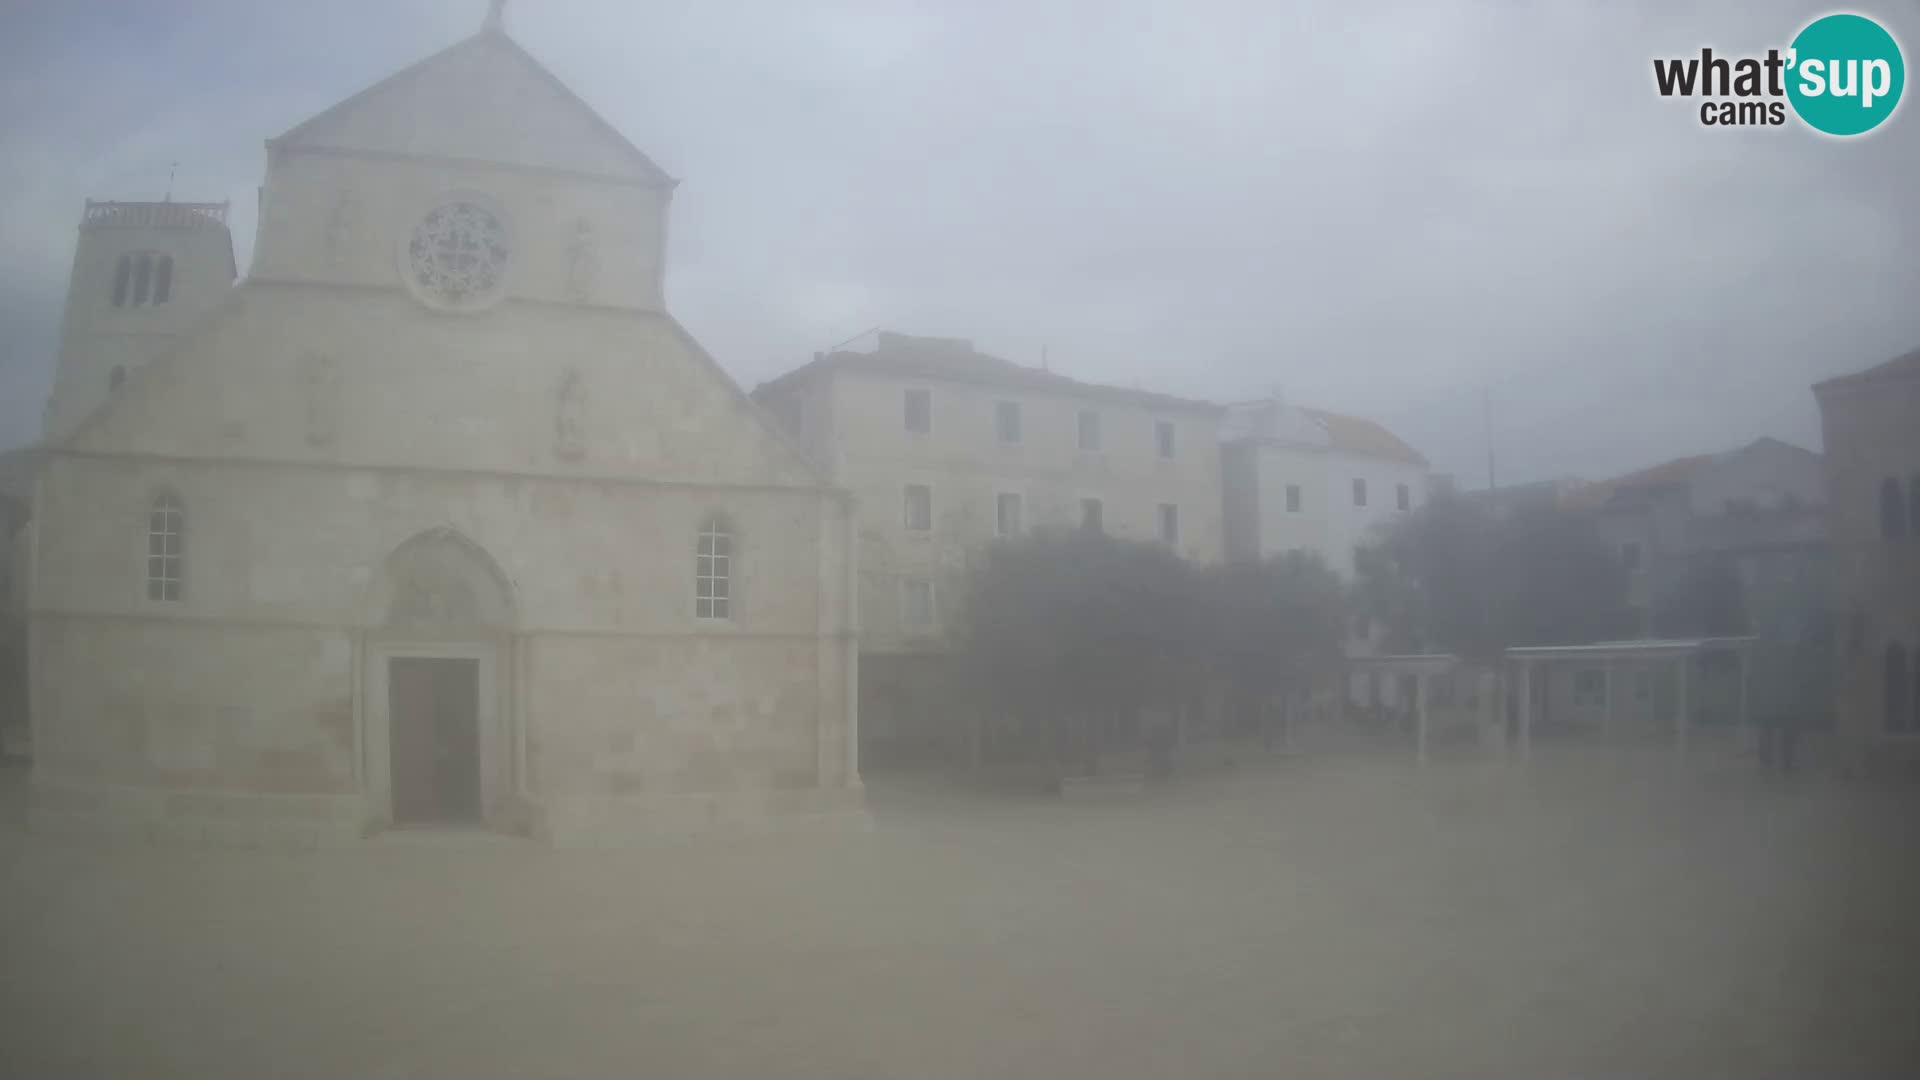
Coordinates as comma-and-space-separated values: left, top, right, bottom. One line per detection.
389, 657, 481, 824
431, 659, 480, 821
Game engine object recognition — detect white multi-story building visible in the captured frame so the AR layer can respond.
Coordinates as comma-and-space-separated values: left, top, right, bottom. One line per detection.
1220, 398, 1431, 579
754, 331, 1226, 761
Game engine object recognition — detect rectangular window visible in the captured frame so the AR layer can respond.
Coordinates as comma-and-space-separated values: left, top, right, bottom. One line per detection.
904, 388, 931, 434
1158, 503, 1179, 545
1156, 420, 1176, 460
1077, 410, 1101, 452
996, 492, 1023, 538
996, 400, 1021, 444
1080, 497, 1104, 533
1352, 478, 1367, 507
1620, 541, 1642, 571
901, 577, 935, 626
904, 484, 932, 532
1397, 482, 1410, 511
1286, 484, 1302, 513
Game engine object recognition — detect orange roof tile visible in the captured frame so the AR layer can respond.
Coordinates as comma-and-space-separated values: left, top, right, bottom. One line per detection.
1298, 408, 1427, 465
1563, 453, 1713, 510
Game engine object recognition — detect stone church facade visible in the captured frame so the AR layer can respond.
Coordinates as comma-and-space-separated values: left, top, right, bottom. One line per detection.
26, 19, 862, 844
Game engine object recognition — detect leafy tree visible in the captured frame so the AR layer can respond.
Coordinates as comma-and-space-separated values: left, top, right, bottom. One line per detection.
1353, 495, 1630, 660
958, 528, 1203, 777
1201, 551, 1348, 744
1352, 494, 1499, 657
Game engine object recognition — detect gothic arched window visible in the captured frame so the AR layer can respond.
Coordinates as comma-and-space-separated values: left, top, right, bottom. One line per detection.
111, 255, 131, 306
696, 514, 732, 620
131, 254, 153, 306
153, 255, 173, 304
147, 493, 185, 601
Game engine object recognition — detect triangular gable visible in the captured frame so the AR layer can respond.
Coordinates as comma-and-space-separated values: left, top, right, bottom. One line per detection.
270, 27, 674, 186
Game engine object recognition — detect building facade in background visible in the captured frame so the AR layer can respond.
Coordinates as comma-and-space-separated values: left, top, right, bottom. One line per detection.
25, 17, 861, 844
754, 332, 1225, 763
1568, 438, 1827, 639
1815, 347, 1920, 757
1220, 398, 1430, 578
1545, 438, 1831, 736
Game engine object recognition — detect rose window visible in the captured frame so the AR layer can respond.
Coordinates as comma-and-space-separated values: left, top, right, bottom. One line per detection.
405, 201, 509, 310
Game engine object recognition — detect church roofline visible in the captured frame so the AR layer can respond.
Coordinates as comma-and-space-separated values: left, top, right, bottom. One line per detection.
269, 24, 676, 188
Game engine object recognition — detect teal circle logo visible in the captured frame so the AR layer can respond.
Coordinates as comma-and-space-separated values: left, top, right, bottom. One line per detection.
1786, 13, 1905, 136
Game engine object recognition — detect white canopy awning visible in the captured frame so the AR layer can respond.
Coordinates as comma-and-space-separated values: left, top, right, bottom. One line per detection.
1504, 637, 1755, 664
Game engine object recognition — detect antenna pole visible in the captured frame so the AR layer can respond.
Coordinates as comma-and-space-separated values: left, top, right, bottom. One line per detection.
165, 162, 177, 202
1483, 386, 1496, 490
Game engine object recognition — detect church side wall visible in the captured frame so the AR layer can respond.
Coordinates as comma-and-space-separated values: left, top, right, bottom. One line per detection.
29, 617, 364, 844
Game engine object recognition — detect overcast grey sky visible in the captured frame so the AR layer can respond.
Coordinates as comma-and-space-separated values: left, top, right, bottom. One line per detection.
2, 0, 1916, 484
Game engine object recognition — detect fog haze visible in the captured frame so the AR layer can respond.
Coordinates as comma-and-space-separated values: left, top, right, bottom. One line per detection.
3, 0, 1917, 481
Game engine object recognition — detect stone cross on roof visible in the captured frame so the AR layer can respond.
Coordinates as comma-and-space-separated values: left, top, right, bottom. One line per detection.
484, 0, 507, 32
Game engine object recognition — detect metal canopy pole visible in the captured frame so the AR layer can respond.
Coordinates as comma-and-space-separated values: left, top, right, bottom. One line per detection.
1416, 672, 1429, 766
1518, 660, 1533, 761
1675, 652, 1691, 757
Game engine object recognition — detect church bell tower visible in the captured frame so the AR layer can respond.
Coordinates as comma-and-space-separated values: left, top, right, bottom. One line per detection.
43, 198, 237, 441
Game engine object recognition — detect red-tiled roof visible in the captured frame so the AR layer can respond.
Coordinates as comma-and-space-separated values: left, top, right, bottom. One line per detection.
1298, 407, 1427, 465
1563, 453, 1713, 510
754, 332, 1221, 413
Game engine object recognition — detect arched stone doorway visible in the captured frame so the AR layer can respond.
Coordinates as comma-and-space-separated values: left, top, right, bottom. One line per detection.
363, 528, 518, 830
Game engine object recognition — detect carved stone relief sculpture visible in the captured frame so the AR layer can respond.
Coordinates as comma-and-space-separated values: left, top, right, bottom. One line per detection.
325, 189, 363, 268
565, 217, 599, 303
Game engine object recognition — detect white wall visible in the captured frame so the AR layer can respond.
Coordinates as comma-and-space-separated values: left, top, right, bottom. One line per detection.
1249, 442, 1427, 578
771, 368, 1224, 651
